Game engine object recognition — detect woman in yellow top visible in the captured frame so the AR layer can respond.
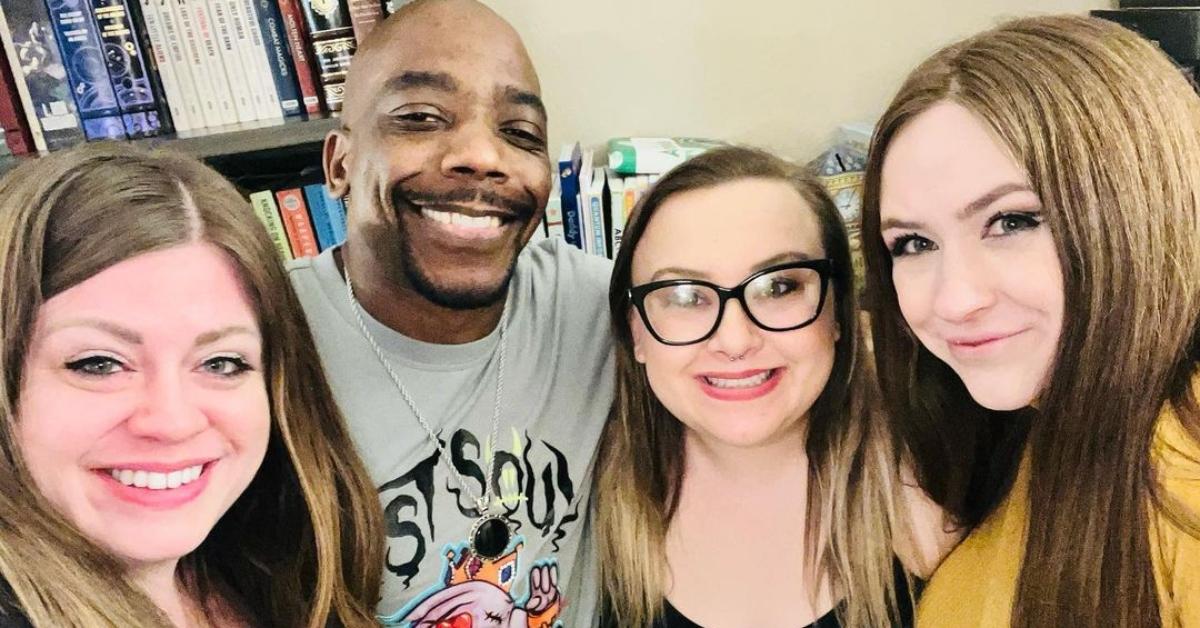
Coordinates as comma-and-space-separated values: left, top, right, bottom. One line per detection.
861, 14, 1200, 628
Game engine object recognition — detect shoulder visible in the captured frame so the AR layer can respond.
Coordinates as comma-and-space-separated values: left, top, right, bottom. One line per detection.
1153, 402, 1200, 517
521, 237, 613, 294
895, 463, 966, 578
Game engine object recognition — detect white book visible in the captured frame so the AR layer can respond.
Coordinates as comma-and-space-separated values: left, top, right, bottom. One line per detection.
235, 0, 282, 119
587, 167, 607, 258
138, 0, 192, 131
205, 0, 256, 122
577, 148, 595, 255
188, 0, 239, 124
155, 0, 205, 129
0, 6, 46, 151
545, 173, 564, 241
173, 0, 230, 127
606, 168, 625, 259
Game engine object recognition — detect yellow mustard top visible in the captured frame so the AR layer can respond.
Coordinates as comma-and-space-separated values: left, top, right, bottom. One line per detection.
917, 403, 1200, 627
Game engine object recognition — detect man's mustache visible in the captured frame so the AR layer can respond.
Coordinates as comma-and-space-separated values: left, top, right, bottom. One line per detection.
390, 183, 537, 219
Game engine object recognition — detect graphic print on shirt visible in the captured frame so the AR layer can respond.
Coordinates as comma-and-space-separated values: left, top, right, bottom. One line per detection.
377, 427, 580, 626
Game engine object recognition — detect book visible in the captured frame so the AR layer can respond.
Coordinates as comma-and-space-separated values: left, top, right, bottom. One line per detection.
274, 0, 321, 114
276, 187, 319, 257
226, 0, 280, 120
557, 142, 583, 250
0, 0, 85, 151
182, 0, 239, 125
606, 168, 625, 259
585, 163, 606, 257
205, 0, 256, 121
302, 181, 336, 250
298, 0, 355, 111
544, 172, 564, 240
347, 0, 381, 43
0, 45, 33, 154
152, 0, 205, 128
44, 0, 126, 140
607, 137, 725, 175
249, 190, 294, 261
92, 0, 166, 137
249, 0, 303, 117
136, 0, 193, 131
322, 185, 346, 243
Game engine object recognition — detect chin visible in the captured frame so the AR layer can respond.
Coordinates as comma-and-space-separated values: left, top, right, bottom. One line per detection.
100, 532, 208, 567
960, 378, 1038, 412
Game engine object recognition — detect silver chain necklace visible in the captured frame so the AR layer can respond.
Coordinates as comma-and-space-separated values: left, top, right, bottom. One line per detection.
345, 271, 513, 559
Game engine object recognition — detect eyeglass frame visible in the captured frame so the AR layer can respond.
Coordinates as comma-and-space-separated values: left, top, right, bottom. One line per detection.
627, 259, 835, 346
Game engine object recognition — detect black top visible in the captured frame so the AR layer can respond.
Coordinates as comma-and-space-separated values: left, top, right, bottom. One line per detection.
650, 560, 913, 628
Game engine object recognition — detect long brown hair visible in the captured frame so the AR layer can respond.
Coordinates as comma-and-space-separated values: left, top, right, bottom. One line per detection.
862, 15, 1200, 628
598, 145, 907, 627
0, 143, 383, 627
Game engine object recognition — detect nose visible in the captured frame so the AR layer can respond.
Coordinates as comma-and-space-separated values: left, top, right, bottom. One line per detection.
930, 249, 997, 323
705, 299, 764, 361
440, 117, 509, 183
126, 371, 208, 443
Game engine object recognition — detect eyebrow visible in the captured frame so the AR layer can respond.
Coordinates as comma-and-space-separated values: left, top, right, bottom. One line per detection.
383, 70, 459, 93
879, 182, 1036, 231
648, 251, 816, 282
501, 85, 546, 118
194, 325, 261, 348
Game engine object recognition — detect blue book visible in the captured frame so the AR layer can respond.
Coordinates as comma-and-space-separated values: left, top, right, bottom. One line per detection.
44, 0, 125, 140
322, 186, 346, 245
0, 0, 86, 151
302, 183, 336, 251
249, 0, 302, 117
90, 0, 162, 138
557, 142, 583, 250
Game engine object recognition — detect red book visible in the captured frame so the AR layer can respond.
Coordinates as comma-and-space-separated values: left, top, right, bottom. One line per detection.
276, 0, 324, 114
275, 188, 320, 258
347, 0, 381, 43
0, 44, 33, 155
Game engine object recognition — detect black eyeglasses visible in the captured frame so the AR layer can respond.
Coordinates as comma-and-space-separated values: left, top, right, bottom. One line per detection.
628, 259, 834, 346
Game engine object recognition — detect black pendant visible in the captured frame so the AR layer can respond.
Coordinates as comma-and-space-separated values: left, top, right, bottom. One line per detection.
469, 514, 511, 559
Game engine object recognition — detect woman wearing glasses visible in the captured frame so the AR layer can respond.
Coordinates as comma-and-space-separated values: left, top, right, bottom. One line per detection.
596, 146, 921, 627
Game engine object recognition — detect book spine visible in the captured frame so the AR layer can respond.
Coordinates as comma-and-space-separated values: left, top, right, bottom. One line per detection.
249, 190, 294, 261
204, 0, 256, 121
346, 0, 380, 43
298, 0, 354, 112
91, 0, 165, 137
136, 0, 191, 131
126, 0, 176, 133
169, 0, 222, 127
321, 185, 346, 243
250, 0, 302, 116
188, 0, 239, 124
222, 0, 273, 120
276, 187, 319, 257
154, 0, 203, 128
302, 182, 335, 250
44, 0, 126, 140
275, 0, 320, 113
0, 1, 84, 151
558, 162, 582, 250
545, 174, 564, 241
0, 45, 34, 154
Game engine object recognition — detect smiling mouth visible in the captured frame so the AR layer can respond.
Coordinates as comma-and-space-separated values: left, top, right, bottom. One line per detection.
420, 207, 505, 230
702, 369, 776, 389
106, 464, 207, 490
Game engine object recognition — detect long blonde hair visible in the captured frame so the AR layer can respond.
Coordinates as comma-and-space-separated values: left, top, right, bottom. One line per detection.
598, 146, 908, 627
862, 15, 1200, 628
0, 143, 383, 627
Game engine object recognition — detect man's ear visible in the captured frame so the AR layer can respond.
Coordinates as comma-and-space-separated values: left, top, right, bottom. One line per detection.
323, 129, 352, 198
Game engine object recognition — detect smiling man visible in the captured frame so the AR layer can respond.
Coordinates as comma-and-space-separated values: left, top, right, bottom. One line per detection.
286, 0, 614, 624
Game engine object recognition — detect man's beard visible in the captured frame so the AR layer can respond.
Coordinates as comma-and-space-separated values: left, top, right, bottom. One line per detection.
389, 183, 536, 311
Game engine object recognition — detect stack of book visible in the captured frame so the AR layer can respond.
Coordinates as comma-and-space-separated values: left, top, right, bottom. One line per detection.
249, 179, 346, 262
0, 0, 409, 155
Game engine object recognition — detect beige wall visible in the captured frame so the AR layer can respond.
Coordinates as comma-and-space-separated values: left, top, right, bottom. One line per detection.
487, 0, 1114, 161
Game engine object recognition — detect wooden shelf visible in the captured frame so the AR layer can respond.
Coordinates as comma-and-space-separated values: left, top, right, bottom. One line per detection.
0, 115, 339, 174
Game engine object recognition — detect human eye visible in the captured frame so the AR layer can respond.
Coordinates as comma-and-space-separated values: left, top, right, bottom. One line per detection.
198, 354, 254, 378
983, 211, 1043, 238
386, 105, 449, 132
500, 121, 546, 152
662, 285, 710, 309
887, 233, 938, 258
751, 276, 801, 299
64, 354, 128, 377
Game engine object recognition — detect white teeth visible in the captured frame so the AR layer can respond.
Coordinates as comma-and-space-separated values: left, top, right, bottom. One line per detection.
109, 464, 204, 490
706, 370, 774, 389
421, 208, 502, 229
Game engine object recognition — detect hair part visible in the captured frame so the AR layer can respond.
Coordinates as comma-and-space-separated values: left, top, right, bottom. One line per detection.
598, 145, 909, 626
862, 15, 1200, 628
0, 143, 383, 627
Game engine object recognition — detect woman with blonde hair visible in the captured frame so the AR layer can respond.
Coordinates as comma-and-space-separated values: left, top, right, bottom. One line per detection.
597, 145, 915, 627
863, 15, 1200, 627
0, 143, 383, 627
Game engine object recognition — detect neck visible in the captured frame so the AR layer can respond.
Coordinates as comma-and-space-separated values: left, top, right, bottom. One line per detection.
684, 420, 810, 484
128, 560, 192, 627
338, 245, 504, 344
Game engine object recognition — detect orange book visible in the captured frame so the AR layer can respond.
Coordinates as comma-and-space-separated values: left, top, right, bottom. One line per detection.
275, 188, 320, 258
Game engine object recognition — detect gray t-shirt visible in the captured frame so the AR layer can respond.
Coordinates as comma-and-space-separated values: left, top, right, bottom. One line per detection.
288, 238, 614, 627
